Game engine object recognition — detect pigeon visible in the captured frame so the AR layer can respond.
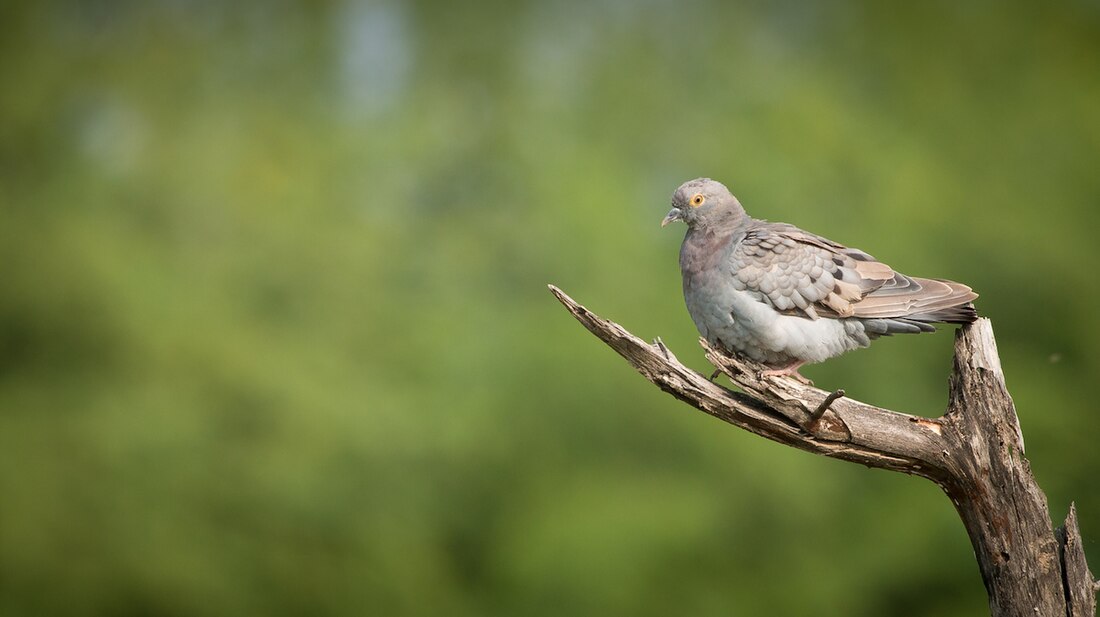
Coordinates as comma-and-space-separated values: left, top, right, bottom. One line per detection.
662, 178, 977, 382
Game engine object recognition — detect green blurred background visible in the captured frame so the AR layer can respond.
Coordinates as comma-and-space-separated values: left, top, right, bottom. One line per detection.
2, 1, 1099, 615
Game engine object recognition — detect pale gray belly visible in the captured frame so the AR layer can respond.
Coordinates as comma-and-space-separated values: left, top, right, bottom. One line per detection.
684, 282, 870, 365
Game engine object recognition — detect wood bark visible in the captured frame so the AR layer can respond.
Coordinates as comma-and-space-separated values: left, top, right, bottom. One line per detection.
549, 284, 1095, 617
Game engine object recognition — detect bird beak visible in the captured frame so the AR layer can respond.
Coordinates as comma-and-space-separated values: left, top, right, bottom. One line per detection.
661, 208, 682, 227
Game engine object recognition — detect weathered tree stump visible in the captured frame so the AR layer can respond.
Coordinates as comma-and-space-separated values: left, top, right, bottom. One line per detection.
549, 284, 1095, 617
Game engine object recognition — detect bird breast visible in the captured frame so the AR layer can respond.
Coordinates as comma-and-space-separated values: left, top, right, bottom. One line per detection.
682, 255, 870, 365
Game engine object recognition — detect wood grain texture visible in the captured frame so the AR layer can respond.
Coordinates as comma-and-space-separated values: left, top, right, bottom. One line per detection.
549, 284, 1095, 617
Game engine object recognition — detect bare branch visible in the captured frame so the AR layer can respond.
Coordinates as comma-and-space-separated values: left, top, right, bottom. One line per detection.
809, 389, 846, 430
549, 284, 946, 476
549, 284, 1095, 617
1057, 503, 1097, 616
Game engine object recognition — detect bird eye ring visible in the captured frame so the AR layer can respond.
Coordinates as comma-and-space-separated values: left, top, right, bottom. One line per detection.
690, 193, 705, 207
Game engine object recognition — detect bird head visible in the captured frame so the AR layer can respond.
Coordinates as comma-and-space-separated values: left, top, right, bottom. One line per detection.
662, 178, 747, 230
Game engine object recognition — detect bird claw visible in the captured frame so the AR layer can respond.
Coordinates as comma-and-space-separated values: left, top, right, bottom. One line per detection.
760, 363, 814, 386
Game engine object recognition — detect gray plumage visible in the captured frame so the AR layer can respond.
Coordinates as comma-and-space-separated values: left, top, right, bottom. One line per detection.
663, 178, 977, 375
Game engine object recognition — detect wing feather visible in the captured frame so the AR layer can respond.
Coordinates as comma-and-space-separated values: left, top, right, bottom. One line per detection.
729, 223, 977, 323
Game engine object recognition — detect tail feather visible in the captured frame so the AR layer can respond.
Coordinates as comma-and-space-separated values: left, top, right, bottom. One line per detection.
852, 275, 978, 322
905, 302, 978, 325
855, 272, 977, 337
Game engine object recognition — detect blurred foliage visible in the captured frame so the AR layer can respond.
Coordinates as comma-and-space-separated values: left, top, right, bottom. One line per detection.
1, 1, 1099, 615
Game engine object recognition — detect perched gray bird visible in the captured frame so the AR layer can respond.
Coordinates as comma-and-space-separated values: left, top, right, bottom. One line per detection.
663, 178, 977, 382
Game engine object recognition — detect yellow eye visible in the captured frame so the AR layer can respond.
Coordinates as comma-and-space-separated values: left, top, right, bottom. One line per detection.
690, 193, 705, 207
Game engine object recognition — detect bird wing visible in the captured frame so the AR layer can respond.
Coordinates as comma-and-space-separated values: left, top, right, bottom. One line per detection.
729, 223, 977, 321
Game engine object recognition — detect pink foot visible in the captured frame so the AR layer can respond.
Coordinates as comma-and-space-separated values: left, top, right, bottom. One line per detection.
761, 360, 813, 385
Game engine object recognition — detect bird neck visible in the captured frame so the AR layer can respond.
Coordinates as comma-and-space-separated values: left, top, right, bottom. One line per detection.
695, 211, 747, 235
681, 224, 743, 273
